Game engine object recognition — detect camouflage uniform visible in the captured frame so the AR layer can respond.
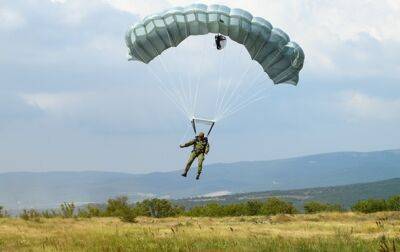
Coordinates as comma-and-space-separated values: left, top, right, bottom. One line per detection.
181, 136, 210, 178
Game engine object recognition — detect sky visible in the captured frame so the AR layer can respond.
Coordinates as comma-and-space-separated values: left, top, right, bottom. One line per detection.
0, 0, 399, 173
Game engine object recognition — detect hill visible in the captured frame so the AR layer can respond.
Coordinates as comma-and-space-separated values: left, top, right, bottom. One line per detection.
176, 178, 400, 209
0, 149, 399, 209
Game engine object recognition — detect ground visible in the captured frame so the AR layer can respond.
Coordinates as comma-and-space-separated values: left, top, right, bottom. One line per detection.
0, 212, 399, 251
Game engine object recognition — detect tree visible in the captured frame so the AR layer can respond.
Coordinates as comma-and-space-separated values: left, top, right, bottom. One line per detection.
106, 196, 130, 216
351, 199, 388, 213
60, 202, 76, 218
20, 209, 41, 221
304, 201, 343, 214
387, 195, 400, 211
0, 206, 7, 218
134, 199, 183, 218
78, 204, 103, 218
261, 197, 298, 215
246, 200, 263, 216
105, 196, 136, 223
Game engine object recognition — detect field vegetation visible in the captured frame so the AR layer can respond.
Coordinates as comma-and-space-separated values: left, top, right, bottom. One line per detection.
0, 195, 399, 251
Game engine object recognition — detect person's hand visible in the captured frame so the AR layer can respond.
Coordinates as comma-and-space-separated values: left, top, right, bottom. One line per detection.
179, 145, 184, 148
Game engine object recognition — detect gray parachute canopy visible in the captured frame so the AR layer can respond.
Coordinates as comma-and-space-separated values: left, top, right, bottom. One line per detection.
125, 4, 304, 85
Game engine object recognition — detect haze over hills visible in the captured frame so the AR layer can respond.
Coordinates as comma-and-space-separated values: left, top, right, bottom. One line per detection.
0, 149, 399, 209
176, 178, 400, 210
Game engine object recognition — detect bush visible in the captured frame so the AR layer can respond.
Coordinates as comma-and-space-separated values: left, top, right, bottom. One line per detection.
120, 209, 137, 223
0, 206, 8, 218
106, 196, 131, 217
41, 209, 60, 218
261, 197, 298, 215
304, 201, 343, 214
351, 199, 388, 213
185, 203, 223, 217
20, 209, 41, 221
78, 204, 103, 218
134, 199, 184, 218
60, 202, 75, 218
387, 195, 400, 211
105, 196, 137, 222
246, 200, 263, 216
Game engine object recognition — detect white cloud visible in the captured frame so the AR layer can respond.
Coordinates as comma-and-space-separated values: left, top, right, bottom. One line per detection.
0, 7, 25, 30
106, 0, 400, 77
339, 91, 400, 121
104, 0, 170, 17
20, 92, 89, 111
49, 0, 103, 25
202, 190, 231, 197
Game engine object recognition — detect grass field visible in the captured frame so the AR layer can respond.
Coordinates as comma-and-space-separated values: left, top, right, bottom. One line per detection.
0, 212, 399, 251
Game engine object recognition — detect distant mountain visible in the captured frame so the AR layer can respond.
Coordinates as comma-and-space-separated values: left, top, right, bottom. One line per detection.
176, 178, 400, 210
0, 149, 399, 209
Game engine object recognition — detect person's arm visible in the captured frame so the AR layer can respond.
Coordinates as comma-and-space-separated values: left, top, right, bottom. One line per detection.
205, 142, 210, 154
180, 139, 195, 148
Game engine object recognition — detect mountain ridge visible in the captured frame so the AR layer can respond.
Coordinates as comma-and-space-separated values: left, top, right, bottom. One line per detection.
0, 149, 399, 209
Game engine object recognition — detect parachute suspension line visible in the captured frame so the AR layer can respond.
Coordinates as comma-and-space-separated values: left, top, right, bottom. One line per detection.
146, 65, 189, 117
215, 76, 232, 120
157, 56, 191, 118
215, 46, 252, 120
217, 52, 255, 119
213, 43, 229, 120
192, 38, 209, 118
132, 44, 189, 117
218, 66, 264, 119
186, 60, 194, 117
219, 84, 272, 120
221, 78, 275, 120
160, 24, 193, 118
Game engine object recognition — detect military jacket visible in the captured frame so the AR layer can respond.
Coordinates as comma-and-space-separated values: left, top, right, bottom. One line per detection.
182, 137, 210, 154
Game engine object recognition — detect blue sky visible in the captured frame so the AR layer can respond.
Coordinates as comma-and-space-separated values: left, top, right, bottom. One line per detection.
0, 0, 399, 173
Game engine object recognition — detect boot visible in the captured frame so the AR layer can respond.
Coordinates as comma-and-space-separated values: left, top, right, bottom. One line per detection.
196, 173, 201, 180
182, 166, 190, 177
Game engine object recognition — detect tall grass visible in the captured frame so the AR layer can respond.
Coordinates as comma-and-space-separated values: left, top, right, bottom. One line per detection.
0, 212, 399, 251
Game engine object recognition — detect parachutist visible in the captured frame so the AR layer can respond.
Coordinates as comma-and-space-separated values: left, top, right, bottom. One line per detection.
180, 132, 210, 180
215, 34, 226, 50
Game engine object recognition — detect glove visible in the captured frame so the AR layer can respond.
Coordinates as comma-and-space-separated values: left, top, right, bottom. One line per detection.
179, 145, 184, 148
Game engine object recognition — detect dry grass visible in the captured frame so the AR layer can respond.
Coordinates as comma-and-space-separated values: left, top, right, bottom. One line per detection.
0, 212, 399, 251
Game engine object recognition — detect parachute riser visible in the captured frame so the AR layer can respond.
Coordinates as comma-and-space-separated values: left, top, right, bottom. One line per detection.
191, 117, 216, 137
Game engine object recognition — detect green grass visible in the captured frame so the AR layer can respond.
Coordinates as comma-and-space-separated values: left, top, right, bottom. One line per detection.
0, 212, 399, 251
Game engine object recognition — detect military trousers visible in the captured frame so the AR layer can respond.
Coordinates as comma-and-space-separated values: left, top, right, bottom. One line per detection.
184, 151, 205, 174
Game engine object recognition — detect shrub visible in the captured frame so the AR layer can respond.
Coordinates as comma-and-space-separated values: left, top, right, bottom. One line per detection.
105, 196, 137, 222
0, 206, 8, 218
120, 209, 137, 223
20, 209, 41, 221
106, 196, 131, 217
185, 203, 226, 217
387, 195, 400, 211
351, 199, 388, 213
60, 202, 76, 218
78, 204, 103, 218
134, 199, 184, 218
304, 201, 343, 214
246, 200, 263, 216
261, 197, 298, 215
41, 209, 60, 218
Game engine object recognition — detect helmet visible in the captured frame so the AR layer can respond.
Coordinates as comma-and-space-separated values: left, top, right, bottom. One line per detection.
198, 132, 205, 138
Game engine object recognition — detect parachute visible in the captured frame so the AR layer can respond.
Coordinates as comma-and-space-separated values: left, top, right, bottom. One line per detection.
126, 4, 305, 135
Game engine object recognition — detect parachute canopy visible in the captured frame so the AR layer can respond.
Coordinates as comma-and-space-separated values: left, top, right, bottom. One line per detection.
126, 3, 304, 85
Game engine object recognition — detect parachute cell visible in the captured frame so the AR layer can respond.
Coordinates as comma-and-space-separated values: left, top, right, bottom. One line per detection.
126, 4, 304, 85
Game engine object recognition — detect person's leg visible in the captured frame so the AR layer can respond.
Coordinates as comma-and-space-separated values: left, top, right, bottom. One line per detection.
196, 153, 205, 179
182, 152, 197, 177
